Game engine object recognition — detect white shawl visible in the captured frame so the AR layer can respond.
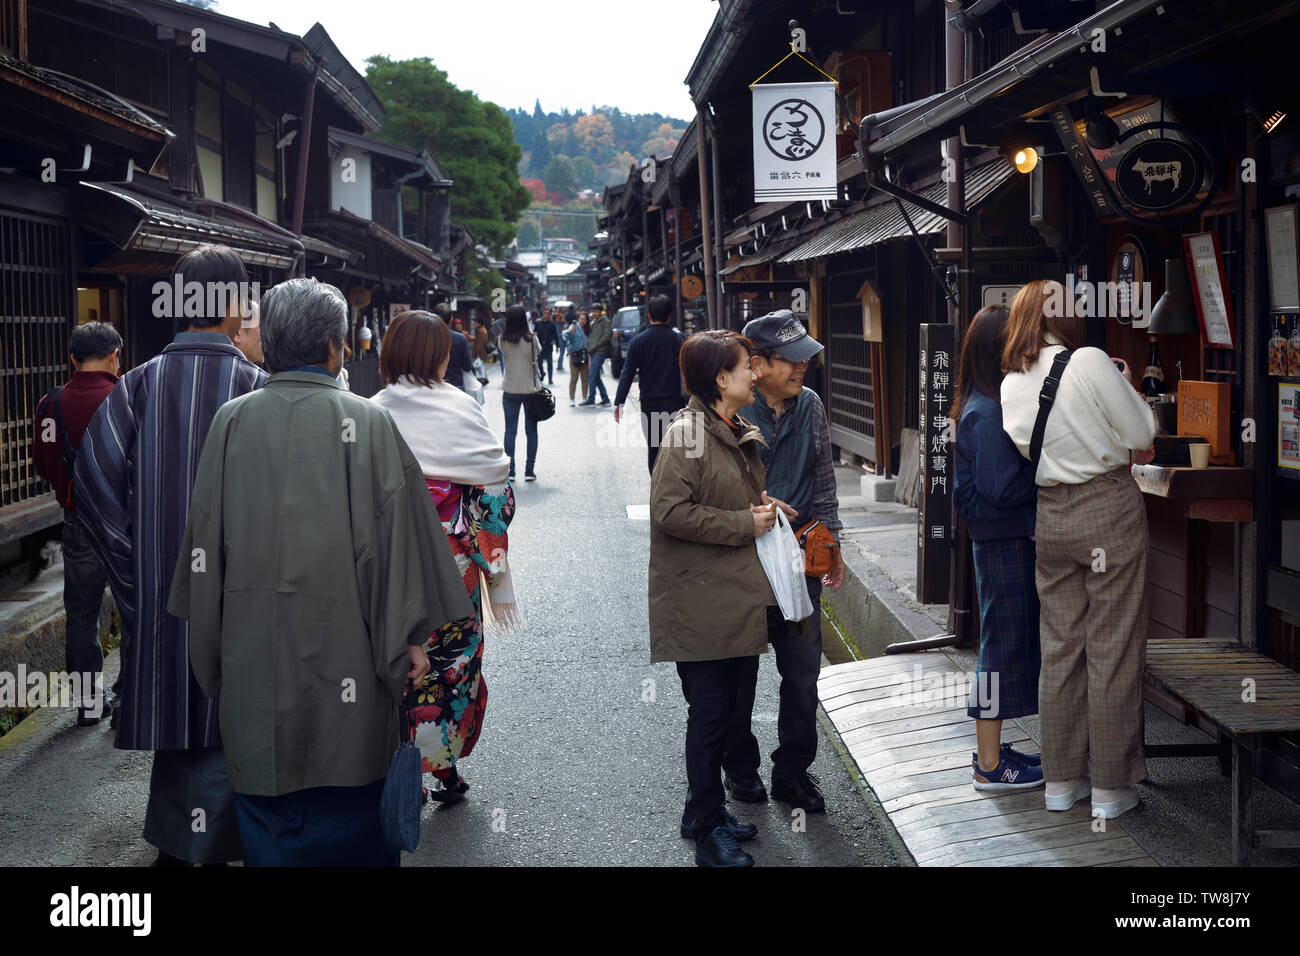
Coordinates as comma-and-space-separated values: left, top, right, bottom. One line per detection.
371, 378, 521, 633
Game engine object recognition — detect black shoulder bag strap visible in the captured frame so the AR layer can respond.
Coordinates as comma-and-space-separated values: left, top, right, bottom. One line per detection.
38, 387, 77, 500
1029, 350, 1073, 471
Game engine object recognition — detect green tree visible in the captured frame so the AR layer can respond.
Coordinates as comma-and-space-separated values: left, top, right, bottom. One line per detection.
365, 56, 530, 255
542, 157, 578, 200
570, 155, 596, 188
528, 128, 552, 175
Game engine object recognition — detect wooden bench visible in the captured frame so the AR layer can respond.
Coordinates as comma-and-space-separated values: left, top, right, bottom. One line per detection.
1142, 638, 1300, 865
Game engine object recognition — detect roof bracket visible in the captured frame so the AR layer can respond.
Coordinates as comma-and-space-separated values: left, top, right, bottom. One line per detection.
1089, 65, 1126, 99
868, 170, 970, 226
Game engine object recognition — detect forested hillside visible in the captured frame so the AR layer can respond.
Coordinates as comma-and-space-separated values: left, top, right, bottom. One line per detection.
507, 101, 688, 195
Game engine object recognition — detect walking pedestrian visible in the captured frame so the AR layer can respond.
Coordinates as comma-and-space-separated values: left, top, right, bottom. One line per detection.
650, 330, 788, 868
74, 244, 265, 867
535, 308, 557, 385
434, 303, 475, 394
498, 305, 540, 481
563, 313, 589, 406
613, 294, 685, 475
553, 312, 568, 368
371, 309, 517, 804
580, 306, 611, 406
1000, 279, 1157, 820
32, 321, 121, 726
721, 310, 844, 814
950, 306, 1044, 792
168, 278, 472, 866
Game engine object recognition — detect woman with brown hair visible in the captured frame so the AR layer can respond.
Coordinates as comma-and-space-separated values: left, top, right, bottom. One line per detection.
650, 330, 791, 868
951, 306, 1043, 793
371, 310, 516, 804
999, 280, 1156, 820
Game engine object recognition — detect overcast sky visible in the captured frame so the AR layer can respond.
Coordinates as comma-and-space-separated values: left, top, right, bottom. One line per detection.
209, 0, 718, 120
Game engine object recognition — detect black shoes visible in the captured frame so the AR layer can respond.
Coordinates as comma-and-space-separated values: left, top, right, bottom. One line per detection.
771, 768, 825, 813
524, 470, 536, 482
424, 772, 469, 805
695, 824, 755, 867
724, 772, 768, 803
680, 806, 757, 842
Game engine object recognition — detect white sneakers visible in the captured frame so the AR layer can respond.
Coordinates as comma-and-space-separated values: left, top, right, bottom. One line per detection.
1044, 778, 1140, 818
1091, 786, 1140, 819
1044, 778, 1091, 811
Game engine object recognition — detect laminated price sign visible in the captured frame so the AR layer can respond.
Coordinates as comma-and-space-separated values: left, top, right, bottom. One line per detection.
752, 82, 838, 203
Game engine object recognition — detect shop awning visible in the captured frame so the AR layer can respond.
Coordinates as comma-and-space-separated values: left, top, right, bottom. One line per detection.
79, 181, 301, 270
321, 208, 443, 275
864, 0, 1296, 158
778, 158, 1015, 263
719, 235, 806, 276
301, 233, 362, 265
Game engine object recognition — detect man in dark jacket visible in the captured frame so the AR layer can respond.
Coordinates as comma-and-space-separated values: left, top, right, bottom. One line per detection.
614, 294, 685, 474
722, 309, 845, 814
535, 308, 558, 385
33, 322, 121, 726
434, 303, 474, 392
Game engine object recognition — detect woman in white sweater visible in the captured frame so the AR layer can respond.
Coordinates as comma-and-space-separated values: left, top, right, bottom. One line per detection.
1000, 279, 1156, 821
497, 305, 541, 480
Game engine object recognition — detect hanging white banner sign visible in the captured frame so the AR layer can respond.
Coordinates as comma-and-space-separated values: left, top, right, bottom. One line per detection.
752, 81, 838, 203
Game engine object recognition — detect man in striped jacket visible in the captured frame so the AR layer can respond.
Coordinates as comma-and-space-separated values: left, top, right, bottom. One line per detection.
76, 245, 266, 867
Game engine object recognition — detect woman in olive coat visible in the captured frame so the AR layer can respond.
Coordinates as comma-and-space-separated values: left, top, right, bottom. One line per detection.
649, 330, 789, 868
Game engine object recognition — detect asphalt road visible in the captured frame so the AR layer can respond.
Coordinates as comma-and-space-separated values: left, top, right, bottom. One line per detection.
0, 357, 905, 868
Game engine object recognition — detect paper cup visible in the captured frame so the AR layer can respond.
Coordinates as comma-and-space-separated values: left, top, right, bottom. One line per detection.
1188, 443, 1210, 468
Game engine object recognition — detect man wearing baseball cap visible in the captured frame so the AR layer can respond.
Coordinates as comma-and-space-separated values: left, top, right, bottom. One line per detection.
722, 309, 845, 814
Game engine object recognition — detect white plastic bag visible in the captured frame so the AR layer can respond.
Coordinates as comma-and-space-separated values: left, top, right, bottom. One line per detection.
462, 370, 485, 405
755, 508, 814, 622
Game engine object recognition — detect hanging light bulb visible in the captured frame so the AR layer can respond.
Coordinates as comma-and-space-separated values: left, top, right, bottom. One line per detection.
1013, 147, 1039, 174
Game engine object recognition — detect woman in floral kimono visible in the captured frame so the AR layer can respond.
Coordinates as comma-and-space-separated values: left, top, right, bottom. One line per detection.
372, 310, 518, 803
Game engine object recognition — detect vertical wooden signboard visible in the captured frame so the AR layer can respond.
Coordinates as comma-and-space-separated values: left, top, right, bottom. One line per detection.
917, 323, 954, 604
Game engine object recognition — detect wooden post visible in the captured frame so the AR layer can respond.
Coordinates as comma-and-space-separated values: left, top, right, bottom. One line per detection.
1231, 736, 1255, 866
696, 108, 716, 329
291, 67, 318, 246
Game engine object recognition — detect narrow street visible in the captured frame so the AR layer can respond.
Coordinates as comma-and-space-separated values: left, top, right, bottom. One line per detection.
0, 361, 904, 868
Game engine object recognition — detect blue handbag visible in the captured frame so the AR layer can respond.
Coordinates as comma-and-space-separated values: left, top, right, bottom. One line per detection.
379, 681, 422, 853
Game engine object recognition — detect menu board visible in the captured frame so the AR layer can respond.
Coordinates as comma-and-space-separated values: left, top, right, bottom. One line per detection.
1183, 232, 1236, 349
1265, 205, 1300, 312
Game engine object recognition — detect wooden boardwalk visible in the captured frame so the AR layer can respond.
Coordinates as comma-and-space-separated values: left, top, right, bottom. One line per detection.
820, 653, 1159, 867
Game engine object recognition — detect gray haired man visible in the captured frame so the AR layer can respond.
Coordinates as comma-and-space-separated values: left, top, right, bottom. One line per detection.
169, 277, 472, 866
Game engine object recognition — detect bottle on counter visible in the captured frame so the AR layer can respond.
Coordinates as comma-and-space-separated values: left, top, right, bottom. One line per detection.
1140, 339, 1165, 398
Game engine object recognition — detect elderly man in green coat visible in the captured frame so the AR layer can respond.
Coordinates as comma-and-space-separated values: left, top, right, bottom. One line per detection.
168, 277, 472, 866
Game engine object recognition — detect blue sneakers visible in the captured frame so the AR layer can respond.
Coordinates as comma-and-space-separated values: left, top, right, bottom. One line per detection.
1002, 742, 1042, 766
972, 749, 1045, 792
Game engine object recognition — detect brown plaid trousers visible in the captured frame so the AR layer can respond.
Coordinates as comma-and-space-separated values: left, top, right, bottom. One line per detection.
1035, 466, 1148, 788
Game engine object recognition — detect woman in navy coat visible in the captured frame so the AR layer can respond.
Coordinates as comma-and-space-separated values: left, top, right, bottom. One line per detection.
952, 306, 1044, 793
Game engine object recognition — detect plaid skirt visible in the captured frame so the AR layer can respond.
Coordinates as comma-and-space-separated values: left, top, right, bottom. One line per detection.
968, 536, 1041, 720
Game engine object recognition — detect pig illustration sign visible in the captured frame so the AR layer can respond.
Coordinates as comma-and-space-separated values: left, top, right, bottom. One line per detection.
752, 82, 838, 203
